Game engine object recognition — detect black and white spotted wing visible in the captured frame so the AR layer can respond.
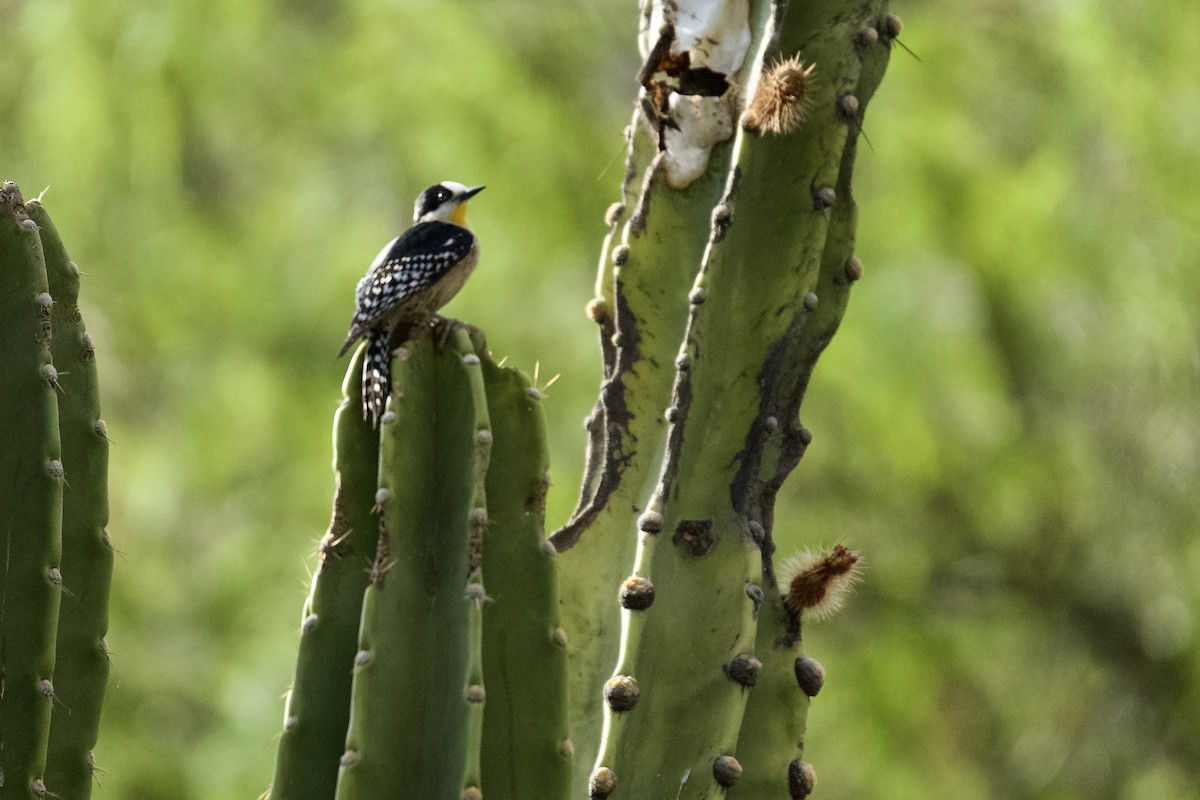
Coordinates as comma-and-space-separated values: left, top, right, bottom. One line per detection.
337, 221, 475, 356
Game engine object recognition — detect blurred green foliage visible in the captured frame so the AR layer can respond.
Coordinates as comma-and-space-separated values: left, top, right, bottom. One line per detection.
2, 0, 1197, 798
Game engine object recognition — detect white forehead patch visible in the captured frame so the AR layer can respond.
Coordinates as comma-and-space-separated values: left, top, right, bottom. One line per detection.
439, 180, 470, 196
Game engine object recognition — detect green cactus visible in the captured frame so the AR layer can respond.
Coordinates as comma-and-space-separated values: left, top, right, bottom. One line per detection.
270, 1, 891, 796
478, 354, 571, 800
1, 183, 112, 800
272, 327, 571, 800
332, 329, 486, 799
1, 183, 64, 800
271, 345, 381, 800
552, 1, 892, 796
28, 198, 113, 800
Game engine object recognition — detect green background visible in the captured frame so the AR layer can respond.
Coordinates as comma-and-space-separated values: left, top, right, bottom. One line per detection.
3, 0, 1197, 797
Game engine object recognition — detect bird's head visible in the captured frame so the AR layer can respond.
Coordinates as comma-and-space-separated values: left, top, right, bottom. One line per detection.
413, 181, 485, 226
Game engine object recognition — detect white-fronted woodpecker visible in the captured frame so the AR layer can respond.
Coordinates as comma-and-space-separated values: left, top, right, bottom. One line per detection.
337, 181, 485, 426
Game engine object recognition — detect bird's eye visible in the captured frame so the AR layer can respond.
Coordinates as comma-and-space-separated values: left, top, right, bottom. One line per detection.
436, 188, 451, 202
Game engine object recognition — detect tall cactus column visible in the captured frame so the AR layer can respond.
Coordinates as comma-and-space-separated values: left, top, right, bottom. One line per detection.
2, 182, 113, 800
555, 1, 893, 798
1, 183, 64, 800
29, 198, 114, 800
272, 324, 572, 800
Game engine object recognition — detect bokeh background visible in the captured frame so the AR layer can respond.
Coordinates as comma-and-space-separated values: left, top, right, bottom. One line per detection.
3, 0, 1198, 797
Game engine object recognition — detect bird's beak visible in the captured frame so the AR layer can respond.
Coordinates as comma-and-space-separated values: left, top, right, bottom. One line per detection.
461, 185, 485, 200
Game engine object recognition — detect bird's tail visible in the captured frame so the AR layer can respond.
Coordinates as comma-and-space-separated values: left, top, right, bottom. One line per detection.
362, 330, 391, 427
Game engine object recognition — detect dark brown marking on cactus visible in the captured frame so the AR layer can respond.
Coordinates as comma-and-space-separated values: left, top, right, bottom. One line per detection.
673, 518, 714, 557
605, 202, 626, 228
885, 13, 903, 39
788, 759, 816, 798
367, 528, 392, 587
844, 256, 864, 283
711, 203, 732, 243
619, 576, 656, 610
553, 279, 641, 551
713, 755, 743, 787
628, 152, 665, 237
795, 656, 825, 697
783, 544, 860, 619
603, 675, 640, 712
725, 655, 763, 686
745, 582, 765, 619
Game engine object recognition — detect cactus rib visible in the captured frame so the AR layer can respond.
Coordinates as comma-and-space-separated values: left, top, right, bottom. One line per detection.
0, 182, 64, 800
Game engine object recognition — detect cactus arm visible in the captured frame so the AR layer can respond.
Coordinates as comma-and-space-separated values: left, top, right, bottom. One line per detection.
25, 200, 113, 800
478, 354, 571, 800
555, 3, 794, 790
334, 329, 486, 799
728, 16, 892, 796
586, 1, 892, 796
270, 343, 380, 800
0, 184, 64, 800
